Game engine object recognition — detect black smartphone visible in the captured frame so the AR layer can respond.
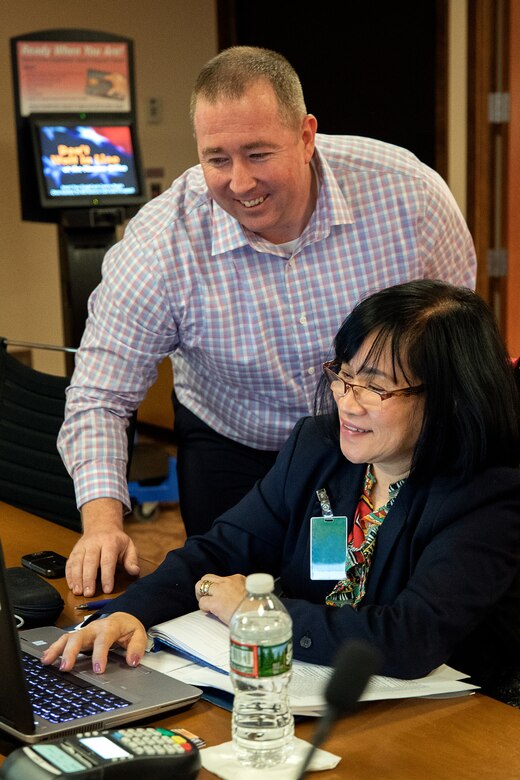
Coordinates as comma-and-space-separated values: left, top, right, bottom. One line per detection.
21, 550, 67, 578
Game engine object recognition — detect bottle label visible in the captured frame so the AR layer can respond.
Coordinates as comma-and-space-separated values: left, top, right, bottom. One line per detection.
230, 638, 292, 678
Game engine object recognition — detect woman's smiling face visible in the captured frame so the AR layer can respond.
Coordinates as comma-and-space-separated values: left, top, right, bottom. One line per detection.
335, 333, 426, 483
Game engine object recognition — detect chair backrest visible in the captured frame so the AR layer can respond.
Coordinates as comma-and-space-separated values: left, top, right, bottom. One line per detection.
0, 339, 81, 531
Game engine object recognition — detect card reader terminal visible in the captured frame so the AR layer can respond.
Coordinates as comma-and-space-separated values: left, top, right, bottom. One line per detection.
0, 726, 201, 779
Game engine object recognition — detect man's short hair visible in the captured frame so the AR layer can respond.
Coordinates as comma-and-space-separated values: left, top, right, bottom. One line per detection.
191, 46, 307, 129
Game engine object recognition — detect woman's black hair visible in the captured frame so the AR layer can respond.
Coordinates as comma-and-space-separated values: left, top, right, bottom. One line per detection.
314, 279, 520, 480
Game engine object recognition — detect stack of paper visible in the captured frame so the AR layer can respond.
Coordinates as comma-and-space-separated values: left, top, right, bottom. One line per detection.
143, 610, 478, 715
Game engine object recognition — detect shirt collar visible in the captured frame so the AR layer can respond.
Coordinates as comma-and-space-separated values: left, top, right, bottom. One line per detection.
211, 200, 251, 256
364, 464, 407, 510
310, 144, 354, 232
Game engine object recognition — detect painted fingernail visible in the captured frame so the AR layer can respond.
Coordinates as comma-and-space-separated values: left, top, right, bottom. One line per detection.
130, 654, 140, 667
59, 659, 67, 671
94, 662, 102, 673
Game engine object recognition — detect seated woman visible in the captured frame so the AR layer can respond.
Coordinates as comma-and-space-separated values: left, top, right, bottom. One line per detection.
43, 279, 520, 691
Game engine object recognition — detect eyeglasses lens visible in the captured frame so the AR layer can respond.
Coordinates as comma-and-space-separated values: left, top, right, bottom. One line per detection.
325, 367, 382, 410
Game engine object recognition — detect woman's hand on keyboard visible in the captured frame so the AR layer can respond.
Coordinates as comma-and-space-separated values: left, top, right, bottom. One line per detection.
40, 612, 147, 674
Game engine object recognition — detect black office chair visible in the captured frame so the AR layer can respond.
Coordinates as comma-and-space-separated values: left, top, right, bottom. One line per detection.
0, 338, 81, 531
0, 338, 175, 529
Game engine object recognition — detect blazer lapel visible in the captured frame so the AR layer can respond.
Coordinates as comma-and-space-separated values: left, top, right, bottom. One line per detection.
363, 480, 422, 587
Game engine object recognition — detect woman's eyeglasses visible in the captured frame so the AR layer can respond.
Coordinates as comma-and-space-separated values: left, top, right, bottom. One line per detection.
322, 361, 424, 411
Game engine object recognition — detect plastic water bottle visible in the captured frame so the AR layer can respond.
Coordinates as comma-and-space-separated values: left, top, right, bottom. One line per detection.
229, 572, 294, 768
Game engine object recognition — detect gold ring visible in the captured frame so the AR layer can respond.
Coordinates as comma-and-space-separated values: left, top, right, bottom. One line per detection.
199, 579, 213, 597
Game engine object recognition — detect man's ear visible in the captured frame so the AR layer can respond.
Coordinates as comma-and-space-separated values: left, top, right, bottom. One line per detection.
302, 114, 318, 162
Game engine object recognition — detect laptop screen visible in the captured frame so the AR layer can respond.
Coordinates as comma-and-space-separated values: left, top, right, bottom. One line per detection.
0, 541, 36, 735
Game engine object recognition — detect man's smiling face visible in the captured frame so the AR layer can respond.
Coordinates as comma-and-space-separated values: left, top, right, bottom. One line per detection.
194, 79, 317, 245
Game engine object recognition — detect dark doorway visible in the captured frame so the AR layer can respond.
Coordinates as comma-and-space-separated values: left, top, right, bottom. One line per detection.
217, 0, 446, 174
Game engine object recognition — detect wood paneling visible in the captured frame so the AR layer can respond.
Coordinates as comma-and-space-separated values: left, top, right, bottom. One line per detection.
506, 0, 520, 354
467, 0, 510, 336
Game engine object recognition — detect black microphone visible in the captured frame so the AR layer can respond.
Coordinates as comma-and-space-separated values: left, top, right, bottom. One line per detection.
295, 639, 382, 780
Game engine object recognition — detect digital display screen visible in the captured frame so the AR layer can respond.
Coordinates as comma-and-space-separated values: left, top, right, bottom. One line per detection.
36, 123, 139, 199
29, 115, 146, 211
80, 735, 131, 759
33, 744, 86, 772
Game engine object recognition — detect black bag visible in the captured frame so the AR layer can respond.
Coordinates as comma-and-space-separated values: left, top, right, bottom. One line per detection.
6, 567, 64, 628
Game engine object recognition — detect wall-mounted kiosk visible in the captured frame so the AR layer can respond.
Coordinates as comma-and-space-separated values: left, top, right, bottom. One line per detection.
11, 29, 146, 369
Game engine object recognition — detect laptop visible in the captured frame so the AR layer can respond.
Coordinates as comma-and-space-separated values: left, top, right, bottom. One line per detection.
0, 542, 202, 744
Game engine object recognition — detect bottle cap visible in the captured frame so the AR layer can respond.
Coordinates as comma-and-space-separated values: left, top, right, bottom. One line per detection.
245, 573, 274, 594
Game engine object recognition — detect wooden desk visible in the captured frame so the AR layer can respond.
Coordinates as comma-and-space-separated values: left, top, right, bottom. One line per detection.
1, 502, 519, 778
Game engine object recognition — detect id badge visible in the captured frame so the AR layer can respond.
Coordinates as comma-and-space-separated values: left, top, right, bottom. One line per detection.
310, 516, 347, 580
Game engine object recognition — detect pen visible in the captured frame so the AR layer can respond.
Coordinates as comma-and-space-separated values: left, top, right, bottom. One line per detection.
75, 599, 113, 611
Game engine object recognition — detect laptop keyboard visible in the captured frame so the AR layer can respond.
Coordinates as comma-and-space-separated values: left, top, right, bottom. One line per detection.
22, 652, 130, 724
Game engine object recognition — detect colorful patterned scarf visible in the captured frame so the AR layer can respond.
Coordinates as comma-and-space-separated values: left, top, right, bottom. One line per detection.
325, 466, 405, 607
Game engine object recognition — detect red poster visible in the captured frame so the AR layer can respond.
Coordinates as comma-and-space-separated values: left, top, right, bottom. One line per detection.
17, 40, 130, 115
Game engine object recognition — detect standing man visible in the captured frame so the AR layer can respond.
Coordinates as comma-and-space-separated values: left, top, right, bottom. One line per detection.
59, 46, 476, 597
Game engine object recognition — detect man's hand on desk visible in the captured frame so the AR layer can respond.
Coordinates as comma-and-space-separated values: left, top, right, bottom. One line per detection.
41, 613, 147, 673
66, 498, 140, 597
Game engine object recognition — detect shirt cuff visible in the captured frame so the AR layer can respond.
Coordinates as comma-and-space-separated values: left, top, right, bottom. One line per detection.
72, 460, 132, 514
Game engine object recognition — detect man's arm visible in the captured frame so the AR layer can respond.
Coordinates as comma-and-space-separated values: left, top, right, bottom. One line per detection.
58, 221, 180, 594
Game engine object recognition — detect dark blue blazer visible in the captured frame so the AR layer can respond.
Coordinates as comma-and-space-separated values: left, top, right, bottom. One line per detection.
107, 417, 520, 679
